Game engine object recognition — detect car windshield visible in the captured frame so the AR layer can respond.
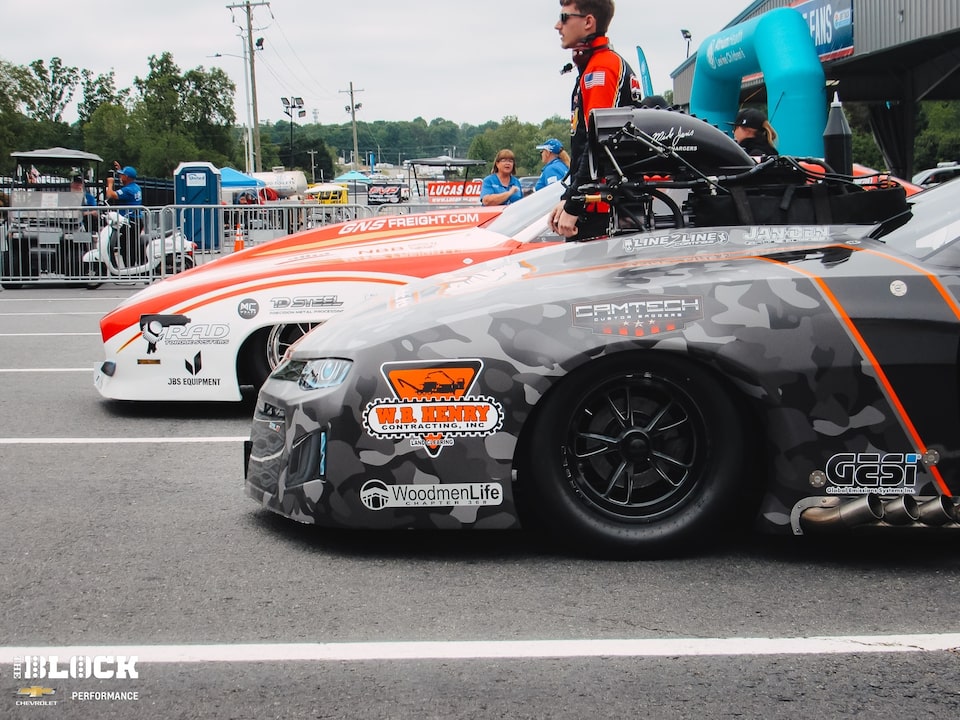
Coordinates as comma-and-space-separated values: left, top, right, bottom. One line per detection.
484, 181, 565, 238
872, 181, 960, 261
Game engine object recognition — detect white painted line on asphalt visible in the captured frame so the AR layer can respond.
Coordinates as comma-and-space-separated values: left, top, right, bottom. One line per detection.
0, 437, 247, 444
0, 368, 95, 372
2, 634, 960, 663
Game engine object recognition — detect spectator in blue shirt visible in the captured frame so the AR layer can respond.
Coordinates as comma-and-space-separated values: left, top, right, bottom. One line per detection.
534, 138, 570, 191
480, 149, 523, 206
105, 162, 145, 264
105, 163, 143, 217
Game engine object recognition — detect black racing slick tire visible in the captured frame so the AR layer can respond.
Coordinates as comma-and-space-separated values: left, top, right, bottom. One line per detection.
525, 353, 745, 558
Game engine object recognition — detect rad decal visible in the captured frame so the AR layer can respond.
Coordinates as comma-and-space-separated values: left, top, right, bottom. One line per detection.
573, 295, 703, 336
359, 479, 503, 510
362, 359, 504, 458
160, 324, 230, 346
824, 452, 921, 495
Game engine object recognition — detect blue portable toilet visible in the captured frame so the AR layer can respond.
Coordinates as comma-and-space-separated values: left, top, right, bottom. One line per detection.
174, 162, 221, 250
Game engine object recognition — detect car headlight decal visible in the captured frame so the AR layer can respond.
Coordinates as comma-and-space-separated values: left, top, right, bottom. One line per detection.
299, 359, 353, 391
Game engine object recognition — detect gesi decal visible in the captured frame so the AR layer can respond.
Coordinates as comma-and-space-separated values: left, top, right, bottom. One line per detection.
362, 359, 503, 457
825, 452, 921, 495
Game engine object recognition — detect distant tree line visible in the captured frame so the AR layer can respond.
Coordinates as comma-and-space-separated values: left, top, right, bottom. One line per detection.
2, 54, 959, 182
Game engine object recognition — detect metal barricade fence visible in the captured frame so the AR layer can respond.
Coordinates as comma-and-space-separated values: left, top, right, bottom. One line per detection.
1, 200, 481, 287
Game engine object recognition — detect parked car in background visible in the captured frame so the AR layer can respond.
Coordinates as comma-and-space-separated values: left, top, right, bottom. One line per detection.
912, 161, 960, 188
519, 176, 538, 196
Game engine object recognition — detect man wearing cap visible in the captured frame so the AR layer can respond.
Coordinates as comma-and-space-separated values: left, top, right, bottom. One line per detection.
534, 138, 570, 191
105, 161, 143, 218
729, 108, 779, 157
105, 161, 145, 264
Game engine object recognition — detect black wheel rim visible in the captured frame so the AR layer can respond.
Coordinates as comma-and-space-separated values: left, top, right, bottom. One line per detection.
562, 371, 708, 522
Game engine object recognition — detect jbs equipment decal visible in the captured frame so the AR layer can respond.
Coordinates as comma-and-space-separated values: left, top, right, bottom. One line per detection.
362, 359, 504, 457
573, 295, 703, 336
825, 452, 921, 495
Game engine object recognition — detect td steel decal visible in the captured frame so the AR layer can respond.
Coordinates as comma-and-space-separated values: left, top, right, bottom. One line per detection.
573, 295, 704, 336
362, 359, 504, 458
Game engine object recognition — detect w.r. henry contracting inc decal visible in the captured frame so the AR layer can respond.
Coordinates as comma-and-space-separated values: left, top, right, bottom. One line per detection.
360, 479, 503, 510
573, 295, 703, 336
362, 359, 503, 458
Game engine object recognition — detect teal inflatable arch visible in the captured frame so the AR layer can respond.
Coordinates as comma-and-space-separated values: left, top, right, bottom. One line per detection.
689, 7, 827, 157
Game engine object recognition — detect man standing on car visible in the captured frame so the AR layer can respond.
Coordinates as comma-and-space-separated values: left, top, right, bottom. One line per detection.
549, 0, 642, 240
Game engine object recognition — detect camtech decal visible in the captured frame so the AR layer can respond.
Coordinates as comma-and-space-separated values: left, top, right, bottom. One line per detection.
573, 295, 704, 336
362, 359, 503, 458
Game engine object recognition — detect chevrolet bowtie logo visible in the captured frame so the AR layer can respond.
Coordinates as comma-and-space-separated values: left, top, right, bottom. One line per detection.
17, 686, 55, 698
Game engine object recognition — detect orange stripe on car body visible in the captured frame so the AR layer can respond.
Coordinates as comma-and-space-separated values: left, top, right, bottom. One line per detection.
759, 250, 951, 497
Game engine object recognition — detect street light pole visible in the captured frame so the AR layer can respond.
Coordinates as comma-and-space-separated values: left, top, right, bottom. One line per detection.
340, 82, 364, 170
681, 28, 692, 59
281, 97, 304, 168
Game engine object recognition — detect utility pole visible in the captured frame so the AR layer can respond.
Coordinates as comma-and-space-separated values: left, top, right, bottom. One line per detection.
227, 0, 269, 172
307, 149, 317, 183
340, 82, 364, 170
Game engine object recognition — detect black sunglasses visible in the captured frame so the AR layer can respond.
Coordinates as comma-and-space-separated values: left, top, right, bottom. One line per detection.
560, 12, 588, 23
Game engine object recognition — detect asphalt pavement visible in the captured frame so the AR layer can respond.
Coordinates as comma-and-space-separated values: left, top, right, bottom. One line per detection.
1, 285, 959, 720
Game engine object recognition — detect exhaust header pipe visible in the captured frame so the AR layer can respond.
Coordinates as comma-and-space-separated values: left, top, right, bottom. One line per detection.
799, 494, 884, 532
797, 494, 960, 533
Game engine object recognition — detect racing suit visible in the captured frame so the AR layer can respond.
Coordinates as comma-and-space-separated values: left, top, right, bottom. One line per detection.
562, 35, 642, 238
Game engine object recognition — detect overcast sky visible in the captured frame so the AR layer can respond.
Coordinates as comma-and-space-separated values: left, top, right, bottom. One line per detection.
5, 1, 753, 127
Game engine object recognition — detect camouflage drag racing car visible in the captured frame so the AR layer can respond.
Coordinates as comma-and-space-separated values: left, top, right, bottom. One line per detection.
245, 108, 960, 557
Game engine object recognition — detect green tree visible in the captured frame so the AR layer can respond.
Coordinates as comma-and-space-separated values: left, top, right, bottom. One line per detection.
26, 57, 80, 123
467, 116, 542, 175
78, 70, 129, 125
119, 52, 238, 176
0, 60, 34, 171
